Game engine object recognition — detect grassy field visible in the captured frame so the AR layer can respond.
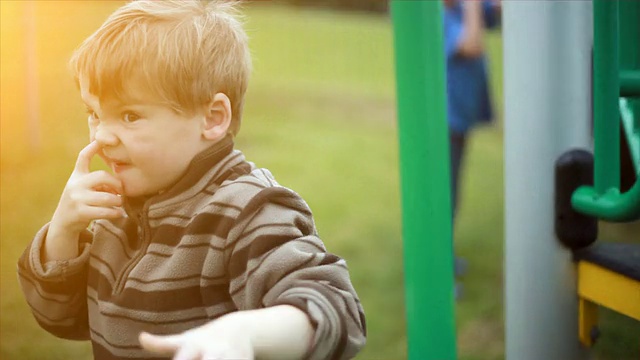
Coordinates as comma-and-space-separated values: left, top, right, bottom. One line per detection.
1, 2, 638, 359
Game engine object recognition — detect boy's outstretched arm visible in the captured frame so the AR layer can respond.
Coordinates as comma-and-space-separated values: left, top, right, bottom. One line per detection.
141, 185, 366, 359
226, 186, 366, 359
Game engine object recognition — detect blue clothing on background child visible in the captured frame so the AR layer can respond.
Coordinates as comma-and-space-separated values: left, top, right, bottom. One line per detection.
443, 0, 500, 212
444, 0, 499, 135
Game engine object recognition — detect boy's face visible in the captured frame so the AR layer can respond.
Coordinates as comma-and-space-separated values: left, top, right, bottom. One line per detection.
80, 79, 209, 198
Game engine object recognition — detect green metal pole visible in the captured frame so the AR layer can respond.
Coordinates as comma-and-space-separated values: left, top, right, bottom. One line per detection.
619, 0, 639, 74
593, 0, 620, 192
619, 0, 640, 170
390, 1, 456, 360
620, 70, 640, 98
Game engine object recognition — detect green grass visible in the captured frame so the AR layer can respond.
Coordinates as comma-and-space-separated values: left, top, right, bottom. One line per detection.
1, 2, 638, 359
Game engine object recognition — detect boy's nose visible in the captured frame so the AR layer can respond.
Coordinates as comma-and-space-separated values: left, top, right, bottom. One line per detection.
94, 124, 119, 147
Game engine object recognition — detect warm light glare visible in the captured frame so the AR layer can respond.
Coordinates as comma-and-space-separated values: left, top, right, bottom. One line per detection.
1, 1, 125, 166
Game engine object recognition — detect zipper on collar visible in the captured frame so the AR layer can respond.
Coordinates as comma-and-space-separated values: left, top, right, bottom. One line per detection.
113, 211, 151, 295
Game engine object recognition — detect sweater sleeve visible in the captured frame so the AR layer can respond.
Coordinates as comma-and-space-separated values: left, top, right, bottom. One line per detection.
224, 187, 366, 360
17, 223, 92, 340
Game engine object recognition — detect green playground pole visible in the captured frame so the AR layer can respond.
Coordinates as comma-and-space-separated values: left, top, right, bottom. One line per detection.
619, 0, 640, 170
390, 2, 456, 360
593, 0, 620, 193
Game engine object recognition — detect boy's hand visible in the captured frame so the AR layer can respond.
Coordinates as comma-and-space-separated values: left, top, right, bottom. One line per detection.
45, 141, 124, 261
139, 311, 254, 360
52, 141, 124, 232
140, 305, 312, 360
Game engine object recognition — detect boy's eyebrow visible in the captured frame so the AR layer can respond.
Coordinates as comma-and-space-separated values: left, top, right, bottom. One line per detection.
99, 101, 157, 115
81, 95, 150, 111
113, 99, 155, 109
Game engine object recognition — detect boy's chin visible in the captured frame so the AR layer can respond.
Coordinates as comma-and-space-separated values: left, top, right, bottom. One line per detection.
121, 183, 165, 199
121, 186, 152, 198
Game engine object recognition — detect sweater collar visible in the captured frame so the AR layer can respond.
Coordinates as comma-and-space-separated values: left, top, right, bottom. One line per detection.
123, 135, 235, 219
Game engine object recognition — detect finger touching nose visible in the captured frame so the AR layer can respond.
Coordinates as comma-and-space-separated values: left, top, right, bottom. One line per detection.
75, 141, 102, 174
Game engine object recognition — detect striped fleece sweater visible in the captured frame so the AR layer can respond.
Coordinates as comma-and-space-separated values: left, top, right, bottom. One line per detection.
18, 136, 366, 359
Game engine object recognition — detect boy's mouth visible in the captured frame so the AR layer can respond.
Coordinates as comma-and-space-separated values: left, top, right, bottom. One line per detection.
105, 157, 131, 174
111, 161, 132, 174
101, 152, 131, 174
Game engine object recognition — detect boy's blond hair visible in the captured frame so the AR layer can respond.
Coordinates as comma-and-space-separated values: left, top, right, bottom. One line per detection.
70, 0, 251, 135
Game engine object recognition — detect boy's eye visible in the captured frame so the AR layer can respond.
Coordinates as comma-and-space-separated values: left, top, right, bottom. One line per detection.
122, 112, 141, 123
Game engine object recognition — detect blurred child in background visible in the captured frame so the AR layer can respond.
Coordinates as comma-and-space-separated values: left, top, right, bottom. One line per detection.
443, 0, 501, 286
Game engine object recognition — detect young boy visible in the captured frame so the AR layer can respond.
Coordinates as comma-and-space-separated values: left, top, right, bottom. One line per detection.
17, 1, 366, 359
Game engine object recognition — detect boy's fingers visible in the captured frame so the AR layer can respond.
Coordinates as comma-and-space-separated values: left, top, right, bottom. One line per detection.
83, 192, 123, 208
95, 184, 120, 195
81, 205, 125, 221
139, 332, 184, 356
75, 141, 101, 174
82, 171, 124, 195
173, 345, 203, 360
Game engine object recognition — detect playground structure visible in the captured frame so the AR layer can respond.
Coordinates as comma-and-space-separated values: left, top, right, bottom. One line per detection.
391, 0, 639, 359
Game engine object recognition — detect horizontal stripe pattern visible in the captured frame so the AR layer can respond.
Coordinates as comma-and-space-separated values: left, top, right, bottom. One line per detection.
18, 138, 365, 359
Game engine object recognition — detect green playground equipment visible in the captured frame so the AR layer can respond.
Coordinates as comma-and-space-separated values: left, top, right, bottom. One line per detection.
569, 0, 640, 350
390, 2, 456, 359
572, 0, 640, 222
391, 0, 638, 359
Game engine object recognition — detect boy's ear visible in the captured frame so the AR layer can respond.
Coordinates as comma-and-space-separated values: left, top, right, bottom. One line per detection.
201, 93, 232, 141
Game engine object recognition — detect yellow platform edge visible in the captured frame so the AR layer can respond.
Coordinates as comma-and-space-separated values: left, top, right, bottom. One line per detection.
577, 261, 640, 321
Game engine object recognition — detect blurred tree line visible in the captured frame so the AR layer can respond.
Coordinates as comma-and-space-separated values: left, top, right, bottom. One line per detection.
275, 0, 389, 14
